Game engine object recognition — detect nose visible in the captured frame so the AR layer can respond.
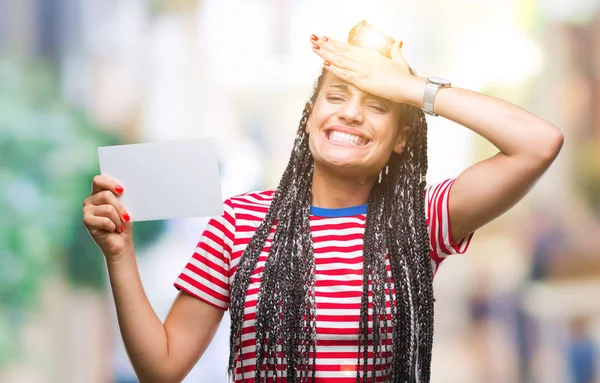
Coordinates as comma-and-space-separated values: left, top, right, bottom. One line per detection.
337, 99, 364, 125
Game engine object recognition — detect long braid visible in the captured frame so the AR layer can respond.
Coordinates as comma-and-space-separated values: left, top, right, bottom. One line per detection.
228, 68, 434, 383
411, 109, 434, 381
381, 154, 409, 381
384, 105, 433, 382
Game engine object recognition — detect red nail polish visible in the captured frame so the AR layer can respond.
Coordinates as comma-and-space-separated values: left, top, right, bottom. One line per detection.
123, 213, 130, 222
120, 225, 125, 232
115, 185, 124, 194
324, 61, 331, 66
312, 44, 320, 50
310, 34, 318, 41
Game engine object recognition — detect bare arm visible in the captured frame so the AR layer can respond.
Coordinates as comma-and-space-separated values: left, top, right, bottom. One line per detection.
84, 175, 224, 382
306, 37, 563, 241
107, 247, 224, 383
403, 77, 564, 242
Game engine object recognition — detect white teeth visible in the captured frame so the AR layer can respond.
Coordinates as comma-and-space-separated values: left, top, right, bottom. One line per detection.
329, 131, 365, 145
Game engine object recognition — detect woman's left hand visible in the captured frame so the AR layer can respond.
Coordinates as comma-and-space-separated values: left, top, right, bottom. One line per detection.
310, 34, 414, 104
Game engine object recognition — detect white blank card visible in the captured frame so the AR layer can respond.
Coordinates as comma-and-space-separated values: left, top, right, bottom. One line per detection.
98, 137, 223, 222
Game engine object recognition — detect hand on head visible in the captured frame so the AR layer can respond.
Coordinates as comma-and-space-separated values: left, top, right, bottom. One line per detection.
309, 30, 414, 104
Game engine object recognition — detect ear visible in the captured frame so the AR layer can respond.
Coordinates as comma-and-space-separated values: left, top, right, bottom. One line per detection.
393, 125, 412, 154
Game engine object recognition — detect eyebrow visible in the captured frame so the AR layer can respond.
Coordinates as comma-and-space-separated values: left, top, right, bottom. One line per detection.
329, 84, 350, 90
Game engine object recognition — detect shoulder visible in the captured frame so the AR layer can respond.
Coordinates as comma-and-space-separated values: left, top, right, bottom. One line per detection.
227, 190, 274, 207
424, 178, 455, 200
225, 190, 275, 220
424, 178, 455, 219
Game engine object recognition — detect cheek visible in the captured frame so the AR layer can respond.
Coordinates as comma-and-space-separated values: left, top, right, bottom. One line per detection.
306, 118, 317, 135
308, 99, 338, 128
306, 112, 328, 134
372, 120, 399, 147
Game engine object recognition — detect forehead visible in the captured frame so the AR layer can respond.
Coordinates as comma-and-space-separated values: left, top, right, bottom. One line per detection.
320, 73, 403, 111
321, 72, 356, 91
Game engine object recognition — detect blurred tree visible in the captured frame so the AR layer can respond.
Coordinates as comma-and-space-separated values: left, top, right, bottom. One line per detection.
0, 58, 165, 368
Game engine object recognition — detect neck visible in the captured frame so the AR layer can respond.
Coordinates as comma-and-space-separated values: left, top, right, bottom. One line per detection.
311, 162, 377, 208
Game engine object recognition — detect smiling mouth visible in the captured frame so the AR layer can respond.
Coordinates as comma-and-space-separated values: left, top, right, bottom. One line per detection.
326, 130, 369, 146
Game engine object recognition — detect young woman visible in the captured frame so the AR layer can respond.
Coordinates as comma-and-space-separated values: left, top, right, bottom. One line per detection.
83, 28, 563, 383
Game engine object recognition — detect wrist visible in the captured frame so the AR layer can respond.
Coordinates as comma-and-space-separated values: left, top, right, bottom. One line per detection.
105, 243, 136, 268
397, 75, 427, 108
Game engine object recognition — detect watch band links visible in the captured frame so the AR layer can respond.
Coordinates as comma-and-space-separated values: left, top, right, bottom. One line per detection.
421, 78, 451, 117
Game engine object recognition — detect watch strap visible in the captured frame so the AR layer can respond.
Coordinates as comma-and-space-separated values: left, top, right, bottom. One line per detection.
421, 78, 451, 117
422, 81, 440, 116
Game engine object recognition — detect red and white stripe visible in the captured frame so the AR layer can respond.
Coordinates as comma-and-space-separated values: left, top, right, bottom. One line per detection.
174, 179, 473, 382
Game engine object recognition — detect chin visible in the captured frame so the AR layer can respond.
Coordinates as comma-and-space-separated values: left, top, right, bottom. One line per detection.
320, 150, 361, 167
317, 155, 377, 178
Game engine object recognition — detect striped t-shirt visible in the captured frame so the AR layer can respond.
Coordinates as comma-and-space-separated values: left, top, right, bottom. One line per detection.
174, 178, 474, 382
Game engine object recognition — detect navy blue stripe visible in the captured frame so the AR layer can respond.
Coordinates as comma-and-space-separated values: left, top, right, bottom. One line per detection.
310, 204, 368, 217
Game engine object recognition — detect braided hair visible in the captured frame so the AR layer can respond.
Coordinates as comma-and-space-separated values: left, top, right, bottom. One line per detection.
228, 67, 433, 382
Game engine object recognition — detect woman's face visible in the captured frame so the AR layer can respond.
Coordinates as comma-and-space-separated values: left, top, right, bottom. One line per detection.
306, 72, 409, 178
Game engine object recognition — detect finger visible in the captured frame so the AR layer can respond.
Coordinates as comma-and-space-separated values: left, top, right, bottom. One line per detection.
311, 45, 358, 73
311, 35, 359, 64
84, 210, 119, 233
320, 35, 383, 63
87, 190, 130, 224
320, 36, 356, 53
92, 175, 124, 196
85, 203, 124, 233
322, 62, 354, 82
390, 40, 408, 65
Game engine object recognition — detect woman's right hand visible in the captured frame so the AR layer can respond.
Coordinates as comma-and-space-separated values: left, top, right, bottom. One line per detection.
83, 175, 133, 261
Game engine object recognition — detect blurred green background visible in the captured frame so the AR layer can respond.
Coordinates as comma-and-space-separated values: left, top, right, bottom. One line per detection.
0, 57, 165, 369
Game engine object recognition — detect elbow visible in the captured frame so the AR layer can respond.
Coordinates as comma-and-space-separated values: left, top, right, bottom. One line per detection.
544, 125, 565, 163
536, 124, 564, 164
515, 124, 564, 172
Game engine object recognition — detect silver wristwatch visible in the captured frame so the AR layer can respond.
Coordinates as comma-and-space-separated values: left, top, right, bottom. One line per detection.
421, 77, 451, 117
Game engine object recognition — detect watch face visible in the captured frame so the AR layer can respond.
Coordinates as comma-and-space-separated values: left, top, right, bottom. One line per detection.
428, 77, 451, 86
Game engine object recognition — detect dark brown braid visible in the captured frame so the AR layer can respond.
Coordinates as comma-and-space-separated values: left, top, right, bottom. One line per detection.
228, 67, 433, 383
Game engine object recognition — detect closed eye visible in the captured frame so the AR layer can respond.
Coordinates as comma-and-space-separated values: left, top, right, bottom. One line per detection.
326, 96, 345, 102
369, 105, 388, 113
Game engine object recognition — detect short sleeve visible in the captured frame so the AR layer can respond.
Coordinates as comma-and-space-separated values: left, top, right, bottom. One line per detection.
425, 178, 474, 272
174, 199, 236, 310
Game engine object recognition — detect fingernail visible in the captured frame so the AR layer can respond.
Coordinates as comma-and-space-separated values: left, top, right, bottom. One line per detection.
322, 36, 328, 42
312, 44, 320, 50
123, 212, 130, 222
120, 225, 125, 232
324, 61, 331, 66
310, 34, 318, 41
399, 41, 403, 49
115, 185, 124, 194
